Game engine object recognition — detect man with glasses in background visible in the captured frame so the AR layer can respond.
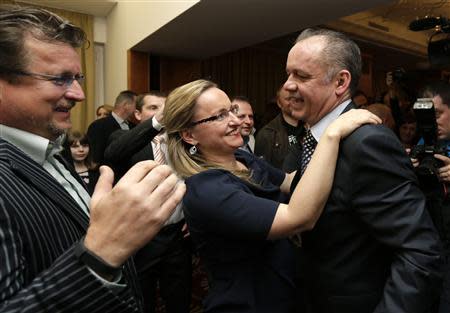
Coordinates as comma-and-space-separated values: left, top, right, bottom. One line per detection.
0, 5, 185, 313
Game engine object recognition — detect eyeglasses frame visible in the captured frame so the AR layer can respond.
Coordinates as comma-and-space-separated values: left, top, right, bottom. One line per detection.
8, 70, 85, 88
189, 104, 240, 127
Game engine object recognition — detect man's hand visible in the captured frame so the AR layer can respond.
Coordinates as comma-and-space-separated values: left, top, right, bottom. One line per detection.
435, 154, 450, 183
84, 161, 186, 267
154, 102, 165, 126
405, 148, 419, 167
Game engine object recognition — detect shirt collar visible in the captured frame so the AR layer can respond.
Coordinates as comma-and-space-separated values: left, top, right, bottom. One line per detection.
310, 99, 351, 141
112, 111, 126, 125
0, 124, 63, 165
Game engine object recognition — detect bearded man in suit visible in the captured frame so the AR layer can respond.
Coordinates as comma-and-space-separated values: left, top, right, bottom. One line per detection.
285, 28, 442, 313
0, 5, 185, 313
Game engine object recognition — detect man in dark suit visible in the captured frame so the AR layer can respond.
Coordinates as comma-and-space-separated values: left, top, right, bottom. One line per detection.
285, 28, 442, 313
87, 90, 137, 165
0, 5, 185, 313
105, 92, 192, 313
105, 92, 166, 181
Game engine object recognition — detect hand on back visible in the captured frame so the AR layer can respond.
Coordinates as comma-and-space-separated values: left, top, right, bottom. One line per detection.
325, 109, 382, 140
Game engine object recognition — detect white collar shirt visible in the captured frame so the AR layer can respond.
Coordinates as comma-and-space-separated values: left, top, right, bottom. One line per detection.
0, 124, 91, 215
310, 99, 351, 142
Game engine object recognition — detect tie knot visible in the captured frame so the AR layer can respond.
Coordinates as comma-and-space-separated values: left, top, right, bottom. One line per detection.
152, 133, 167, 165
152, 134, 165, 144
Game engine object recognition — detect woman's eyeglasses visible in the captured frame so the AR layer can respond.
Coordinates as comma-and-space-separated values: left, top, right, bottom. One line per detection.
190, 104, 240, 127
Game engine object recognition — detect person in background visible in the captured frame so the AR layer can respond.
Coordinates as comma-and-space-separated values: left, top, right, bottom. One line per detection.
96, 104, 113, 119
62, 131, 99, 195
397, 110, 417, 150
163, 79, 381, 313
383, 70, 415, 132
105, 91, 192, 313
352, 89, 369, 108
105, 92, 167, 181
411, 81, 450, 313
365, 103, 396, 131
232, 96, 255, 153
87, 90, 137, 165
255, 86, 303, 170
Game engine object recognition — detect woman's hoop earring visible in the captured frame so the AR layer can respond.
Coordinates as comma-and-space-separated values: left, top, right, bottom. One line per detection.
189, 145, 197, 155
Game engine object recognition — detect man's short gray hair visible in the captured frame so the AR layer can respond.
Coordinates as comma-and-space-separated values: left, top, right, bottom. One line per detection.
295, 28, 361, 95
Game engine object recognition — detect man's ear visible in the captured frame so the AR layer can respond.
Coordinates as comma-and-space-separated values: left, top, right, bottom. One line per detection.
134, 110, 141, 122
335, 70, 351, 96
180, 129, 198, 146
276, 99, 282, 109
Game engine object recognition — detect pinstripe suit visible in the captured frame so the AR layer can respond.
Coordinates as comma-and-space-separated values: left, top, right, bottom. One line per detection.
0, 138, 142, 313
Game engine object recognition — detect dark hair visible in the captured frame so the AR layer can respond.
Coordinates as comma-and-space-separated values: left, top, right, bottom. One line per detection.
231, 95, 251, 104
114, 90, 137, 107
400, 110, 416, 125
62, 131, 96, 170
295, 28, 361, 95
421, 81, 450, 108
0, 5, 86, 82
135, 91, 167, 112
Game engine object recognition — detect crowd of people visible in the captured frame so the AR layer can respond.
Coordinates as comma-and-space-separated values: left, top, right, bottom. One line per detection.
1, 4, 450, 313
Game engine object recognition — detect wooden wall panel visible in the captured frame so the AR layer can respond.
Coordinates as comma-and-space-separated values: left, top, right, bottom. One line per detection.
128, 50, 149, 93
159, 57, 202, 93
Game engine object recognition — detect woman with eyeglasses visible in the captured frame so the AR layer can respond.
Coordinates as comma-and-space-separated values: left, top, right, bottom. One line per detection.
163, 79, 381, 313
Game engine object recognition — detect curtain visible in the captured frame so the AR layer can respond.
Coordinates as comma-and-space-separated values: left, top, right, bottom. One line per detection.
1, 0, 95, 132
201, 45, 287, 131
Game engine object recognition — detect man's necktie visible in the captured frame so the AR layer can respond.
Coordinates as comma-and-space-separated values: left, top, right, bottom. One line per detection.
152, 134, 166, 165
300, 129, 317, 175
290, 129, 318, 248
121, 120, 130, 130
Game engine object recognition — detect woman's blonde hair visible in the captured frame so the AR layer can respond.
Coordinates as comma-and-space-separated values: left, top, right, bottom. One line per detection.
164, 79, 250, 180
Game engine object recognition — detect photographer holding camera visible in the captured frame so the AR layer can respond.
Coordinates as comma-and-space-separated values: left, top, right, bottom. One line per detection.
411, 81, 450, 312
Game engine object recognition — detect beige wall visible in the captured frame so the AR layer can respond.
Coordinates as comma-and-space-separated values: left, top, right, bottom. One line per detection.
94, 16, 107, 44
104, 1, 199, 104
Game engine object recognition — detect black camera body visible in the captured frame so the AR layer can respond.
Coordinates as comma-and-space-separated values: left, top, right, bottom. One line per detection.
410, 98, 447, 177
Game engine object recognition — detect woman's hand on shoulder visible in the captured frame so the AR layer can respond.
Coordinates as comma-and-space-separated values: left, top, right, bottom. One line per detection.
325, 109, 381, 140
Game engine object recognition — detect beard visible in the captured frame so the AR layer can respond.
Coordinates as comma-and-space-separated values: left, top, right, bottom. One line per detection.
47, 122, 67, 139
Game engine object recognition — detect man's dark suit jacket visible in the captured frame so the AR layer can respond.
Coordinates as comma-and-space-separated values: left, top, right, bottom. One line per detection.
104, 118, 159, 182
0, 138, 142, 313
104, 119, 189, 271
291, 103, 442, 313
87, 114, 121, 165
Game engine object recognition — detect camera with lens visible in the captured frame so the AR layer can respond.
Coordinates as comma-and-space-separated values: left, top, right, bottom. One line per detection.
410, 98, 448, 178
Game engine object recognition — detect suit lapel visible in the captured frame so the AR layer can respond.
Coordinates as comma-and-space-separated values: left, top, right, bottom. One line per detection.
290, 101, 356, 193
55, 154, 88, 190
6, 145, 89, 230
342, 102, 356, 114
